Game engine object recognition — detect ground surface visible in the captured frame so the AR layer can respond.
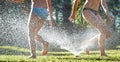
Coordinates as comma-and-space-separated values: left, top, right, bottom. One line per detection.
0, 46, 120, 62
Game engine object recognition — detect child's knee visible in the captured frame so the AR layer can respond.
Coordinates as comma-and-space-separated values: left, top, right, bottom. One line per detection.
105, 30, 111, 39
34, 35, 38, 40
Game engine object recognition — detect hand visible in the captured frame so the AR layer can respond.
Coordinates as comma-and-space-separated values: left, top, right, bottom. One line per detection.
69, 15, 75, 22
107, 13, 114, 22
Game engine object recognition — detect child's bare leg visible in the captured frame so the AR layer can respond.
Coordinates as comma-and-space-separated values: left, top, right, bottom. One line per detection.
28, 13, 48, 58
98, 34, 107, 56
85, 35, 99, 55
89, 35, 99, 43
34, 20, 48, 56
28, 29, 36, 58
82, 10, 111, 56
97, 14, 111, 56
85, 48, 89, 55
28, 14, 38, 58
87, 33, 107, 56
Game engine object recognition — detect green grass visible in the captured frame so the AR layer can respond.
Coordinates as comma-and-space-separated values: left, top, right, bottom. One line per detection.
0, 46, 120, 62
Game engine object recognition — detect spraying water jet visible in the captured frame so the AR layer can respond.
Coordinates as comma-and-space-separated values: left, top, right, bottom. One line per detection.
39, 25, 98, 56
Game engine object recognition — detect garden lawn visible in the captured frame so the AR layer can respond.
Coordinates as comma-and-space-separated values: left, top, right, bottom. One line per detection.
0, 46, 120, 62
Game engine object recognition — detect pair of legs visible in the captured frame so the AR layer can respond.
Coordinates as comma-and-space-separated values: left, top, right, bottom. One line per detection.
82, 9, 111, 56
28, 13, 48, 58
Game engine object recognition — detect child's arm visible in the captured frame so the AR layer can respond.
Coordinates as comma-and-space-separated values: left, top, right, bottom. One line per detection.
69, 0, 79, 22
46, 0, 53, 27
101, 0, 114, 21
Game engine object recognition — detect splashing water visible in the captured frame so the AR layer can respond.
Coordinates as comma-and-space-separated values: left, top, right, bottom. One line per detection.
39, 25, 98, 56
1, 1, 120, 56
0, 1, 98, 56
0, 2, 29, 47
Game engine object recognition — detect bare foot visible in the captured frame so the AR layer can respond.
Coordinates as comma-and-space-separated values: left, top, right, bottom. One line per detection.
29, 55, 36, 59
75, 55, 79, 58
101, 54, 107, 57
85, 48, 89, 55
41, 41, 48, 56
99, 54, 108, 59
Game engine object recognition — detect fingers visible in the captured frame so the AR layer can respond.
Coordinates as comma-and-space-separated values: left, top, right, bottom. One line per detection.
109, 16, 114, 22
68, 17, 75, 23
111, 16, 114, 21
68, 17, 73, 22
107, 13, 114, 22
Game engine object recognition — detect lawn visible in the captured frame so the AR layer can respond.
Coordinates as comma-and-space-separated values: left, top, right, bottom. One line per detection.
0, 46, 120, 62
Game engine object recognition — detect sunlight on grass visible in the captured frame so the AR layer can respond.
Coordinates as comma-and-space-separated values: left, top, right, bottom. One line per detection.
0, 46, 29, 52
0, 46, 42, 55
0, 46, 120, 62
